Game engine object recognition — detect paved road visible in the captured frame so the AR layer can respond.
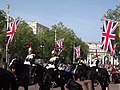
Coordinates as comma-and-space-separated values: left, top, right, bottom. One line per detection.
19, 83, 120, 90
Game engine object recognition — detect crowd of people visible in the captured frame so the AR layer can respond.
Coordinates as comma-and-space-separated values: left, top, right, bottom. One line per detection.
45, 53, 94, 90
45, 52, 120, 90
101, 64, 120, 83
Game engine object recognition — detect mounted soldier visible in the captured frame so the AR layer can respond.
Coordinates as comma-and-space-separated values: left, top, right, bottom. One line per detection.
24, 42, 36, 84
46, 50, 59, 69
45, 50, 59, 86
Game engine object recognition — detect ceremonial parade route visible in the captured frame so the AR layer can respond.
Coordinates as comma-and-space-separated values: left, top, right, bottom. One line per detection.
19, 83, 120, 90
1, 1, 120, 90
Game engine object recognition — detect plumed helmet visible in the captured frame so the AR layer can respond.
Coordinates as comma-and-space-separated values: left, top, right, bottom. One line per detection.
80, 60, 85, 64
52, 50, 55, 55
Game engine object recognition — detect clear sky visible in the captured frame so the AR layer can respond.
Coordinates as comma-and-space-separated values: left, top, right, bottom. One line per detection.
0, 0, 119, 42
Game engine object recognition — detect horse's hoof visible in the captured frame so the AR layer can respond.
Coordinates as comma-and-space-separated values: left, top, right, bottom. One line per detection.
106, 87, 109, 90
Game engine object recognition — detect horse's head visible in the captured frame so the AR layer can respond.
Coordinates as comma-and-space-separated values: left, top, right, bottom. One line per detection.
73, 64, 89, 80
9, 57, 22, 73
9, 58, 17, 68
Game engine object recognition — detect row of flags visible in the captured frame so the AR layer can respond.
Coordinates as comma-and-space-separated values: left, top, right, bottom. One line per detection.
54, 38, 81, 59
56, 19, 119, 60
5, 18, 118, 61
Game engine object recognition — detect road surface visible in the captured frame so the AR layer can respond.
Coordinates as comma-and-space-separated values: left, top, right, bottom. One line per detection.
19, 83, 120, 90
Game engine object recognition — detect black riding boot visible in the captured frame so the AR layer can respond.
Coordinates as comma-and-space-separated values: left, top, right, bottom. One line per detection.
29, 66, 34, 84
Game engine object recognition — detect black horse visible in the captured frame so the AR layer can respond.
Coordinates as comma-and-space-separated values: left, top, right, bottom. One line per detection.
73, 63, 110, 90
42, 65, 83, 90
0, 67, 17, 90
8, 57, 47, 90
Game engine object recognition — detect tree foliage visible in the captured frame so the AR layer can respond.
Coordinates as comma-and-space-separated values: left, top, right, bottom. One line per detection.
38, 22, 89, 63
0, 10, 6, 32
103, 5, 120, 21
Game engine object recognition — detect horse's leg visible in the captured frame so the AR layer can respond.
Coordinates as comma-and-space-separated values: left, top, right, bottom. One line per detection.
0, 87, 9, 90
99, 82, 107, 90
61, 87, 65, 90
3, 83, 10, 90
85, 80, 93, 90
3, 87, 9, 90
89, 80, 95, 90
60, 85, 65, 90
91, 80, 95, 90
38, 83, 43, 90
39, 83, 50, 90
42, 85, 50, 90
104, 80, 110, 90
99, 79, 110, 90
24, 86, 28, 90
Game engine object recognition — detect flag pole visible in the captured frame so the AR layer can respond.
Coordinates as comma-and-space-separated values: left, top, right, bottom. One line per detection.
5, 4, 10, 68
73, 36, 75, 63
55, 29, 57, 45
54, 29, 57, 54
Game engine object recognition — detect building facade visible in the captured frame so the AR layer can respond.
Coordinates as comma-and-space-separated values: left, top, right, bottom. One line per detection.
27, 21, 49, 34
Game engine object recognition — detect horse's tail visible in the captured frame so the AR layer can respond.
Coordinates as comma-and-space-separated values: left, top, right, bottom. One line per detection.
106, 70, 110, 85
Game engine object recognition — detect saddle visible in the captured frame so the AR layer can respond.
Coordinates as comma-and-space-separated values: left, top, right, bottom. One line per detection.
47, 68, 58, 79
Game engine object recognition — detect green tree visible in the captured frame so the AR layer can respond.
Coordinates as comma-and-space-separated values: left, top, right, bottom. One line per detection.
38, 22, 89, 63
0, 10, 6, 32
103, 5, 120, 21
0, 10, 7, 57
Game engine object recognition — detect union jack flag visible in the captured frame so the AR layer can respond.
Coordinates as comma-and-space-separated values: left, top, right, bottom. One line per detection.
56, 38, 64, 55
75, 45, 80, 59
6, 19, 20, 45
101, 19, 118, 56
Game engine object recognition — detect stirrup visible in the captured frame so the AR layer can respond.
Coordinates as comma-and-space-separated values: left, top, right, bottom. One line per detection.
51, 81, 57, 88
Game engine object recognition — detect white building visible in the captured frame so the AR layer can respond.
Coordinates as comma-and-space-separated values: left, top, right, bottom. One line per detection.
27, 21, 49, 34
86, 42, 119, 66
